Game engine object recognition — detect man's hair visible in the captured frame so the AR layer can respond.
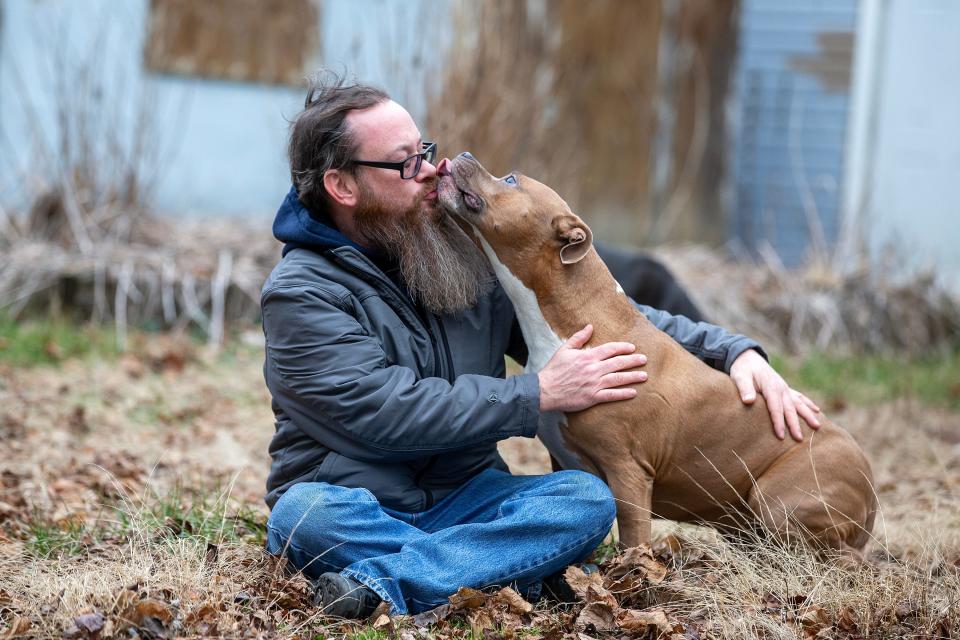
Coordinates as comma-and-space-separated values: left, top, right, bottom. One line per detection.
288, 72, 390, 212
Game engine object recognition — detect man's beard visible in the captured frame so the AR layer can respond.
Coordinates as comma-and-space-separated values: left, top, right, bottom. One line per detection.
353, 180, 494, 315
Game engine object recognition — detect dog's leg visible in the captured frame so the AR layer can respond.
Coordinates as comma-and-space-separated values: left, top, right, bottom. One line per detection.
745, 432, 876, 555
606, 469, 653, 548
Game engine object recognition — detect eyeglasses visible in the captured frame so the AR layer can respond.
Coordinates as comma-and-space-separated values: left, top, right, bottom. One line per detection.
352, 141, 437, 180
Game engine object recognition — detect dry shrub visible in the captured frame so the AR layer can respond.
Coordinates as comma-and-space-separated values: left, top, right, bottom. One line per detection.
651, 530, 960, 638
653, 245, 960, 355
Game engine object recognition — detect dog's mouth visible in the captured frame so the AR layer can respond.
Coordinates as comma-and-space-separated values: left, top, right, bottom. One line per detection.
437, 157, 485, 217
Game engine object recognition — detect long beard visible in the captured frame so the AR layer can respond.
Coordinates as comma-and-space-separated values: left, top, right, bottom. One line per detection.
353, 183, 494, 315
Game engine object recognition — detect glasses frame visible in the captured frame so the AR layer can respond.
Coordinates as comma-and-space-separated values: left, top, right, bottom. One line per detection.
352, 141, 437, 180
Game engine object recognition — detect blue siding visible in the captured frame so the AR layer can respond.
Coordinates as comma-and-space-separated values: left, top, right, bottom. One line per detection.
730, 0, 857, 266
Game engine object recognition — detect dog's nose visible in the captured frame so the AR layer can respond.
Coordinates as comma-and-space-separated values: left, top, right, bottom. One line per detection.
459, 152, 475, 161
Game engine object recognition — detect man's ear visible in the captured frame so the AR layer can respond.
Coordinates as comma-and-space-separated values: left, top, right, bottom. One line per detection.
558, 221, 593, 264
323, 169, 359, 207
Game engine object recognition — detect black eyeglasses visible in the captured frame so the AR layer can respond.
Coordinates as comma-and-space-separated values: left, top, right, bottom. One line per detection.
352, 141, 437, 179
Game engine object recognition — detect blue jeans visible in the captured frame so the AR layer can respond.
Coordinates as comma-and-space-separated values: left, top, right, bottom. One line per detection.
266, 468, 616, 615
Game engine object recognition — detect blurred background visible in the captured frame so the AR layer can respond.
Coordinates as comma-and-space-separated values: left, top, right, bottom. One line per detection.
2, 6, 959, 635
0, 0, 958, 353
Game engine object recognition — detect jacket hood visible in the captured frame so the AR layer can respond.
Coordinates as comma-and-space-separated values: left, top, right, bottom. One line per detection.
272, 186, 371, 257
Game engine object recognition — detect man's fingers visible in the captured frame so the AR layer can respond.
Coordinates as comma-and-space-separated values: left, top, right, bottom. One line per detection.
590, 341, 638, 360
594, 388, 638, 403
782, 392, 803, 442
799, 392, 821, 414
733, 373, 757, 404
597, 353, 648, 374
564, 324, 594, 349
600, 370, 648, 388
797, 401, 822, 430
766, 392, 786, 439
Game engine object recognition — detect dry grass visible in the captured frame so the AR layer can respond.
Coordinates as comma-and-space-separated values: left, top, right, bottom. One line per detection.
1, 331, 958, 638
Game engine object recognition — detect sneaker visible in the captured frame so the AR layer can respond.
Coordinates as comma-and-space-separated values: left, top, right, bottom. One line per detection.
541, 563, 599, 603
313, 572, 382, 619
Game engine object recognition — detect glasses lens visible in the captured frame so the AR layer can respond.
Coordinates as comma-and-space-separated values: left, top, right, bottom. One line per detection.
423, 142, 437, 165
402, 154, 420, 179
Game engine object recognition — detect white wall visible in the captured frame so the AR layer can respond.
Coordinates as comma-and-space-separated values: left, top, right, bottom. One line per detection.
0, 0, 445, 219
844, 0, 960, 291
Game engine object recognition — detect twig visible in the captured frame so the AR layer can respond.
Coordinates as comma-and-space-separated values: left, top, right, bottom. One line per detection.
162, 259, 177, 324
115, 261, 133, 351
209, 249, 233, 348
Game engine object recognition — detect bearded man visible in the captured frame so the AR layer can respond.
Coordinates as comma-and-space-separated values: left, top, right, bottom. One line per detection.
262, 75, 821, 618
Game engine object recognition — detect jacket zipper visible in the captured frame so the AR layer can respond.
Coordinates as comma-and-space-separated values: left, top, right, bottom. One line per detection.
435, 317, 456, 384
332, 249, 450, 508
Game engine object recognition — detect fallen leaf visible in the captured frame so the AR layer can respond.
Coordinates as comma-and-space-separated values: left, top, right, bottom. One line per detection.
3, 616, 32, 639
585, 584, 617, 609
64, 611, 106, 640
184, 603, 218, 626
493, 586, 532, 615
564, 565, 604, 601
616, 608, 670, 634
577, 600, 617, 632
448, 586, 487, 610
372, 613, 394, 633
604, 544, 668, 590
836, 606, 859, 633
797, 603, 830, 633
468, 608, 495, 633
413, 603, 453, 627
118, 597, 175, 635
68, 405, 90, 435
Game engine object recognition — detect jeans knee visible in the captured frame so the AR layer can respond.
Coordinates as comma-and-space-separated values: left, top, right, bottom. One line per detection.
268, 482, 374, 535
554, 470, 617, 530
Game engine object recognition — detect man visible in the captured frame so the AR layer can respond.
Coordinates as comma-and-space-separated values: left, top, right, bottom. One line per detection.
262, 75, 821, 618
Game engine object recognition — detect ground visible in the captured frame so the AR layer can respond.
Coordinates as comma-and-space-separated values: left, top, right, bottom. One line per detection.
1, 330, 958, 638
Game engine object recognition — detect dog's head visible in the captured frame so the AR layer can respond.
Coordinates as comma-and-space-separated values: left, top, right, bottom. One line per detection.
436, 153, 594, 278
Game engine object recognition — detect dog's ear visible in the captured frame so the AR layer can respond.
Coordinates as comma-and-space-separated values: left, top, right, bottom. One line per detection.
559, 222, 593, 264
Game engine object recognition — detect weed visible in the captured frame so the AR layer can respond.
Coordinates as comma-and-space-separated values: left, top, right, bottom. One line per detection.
25, 518, 90, 559
114, 484, 267, 547
343, 629, 388, 640
0, 313, 118, 366
771, 349, 960, 411
589, 540, 619, 565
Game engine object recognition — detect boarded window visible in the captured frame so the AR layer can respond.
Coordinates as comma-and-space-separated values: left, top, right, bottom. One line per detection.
144, 0, 319, 85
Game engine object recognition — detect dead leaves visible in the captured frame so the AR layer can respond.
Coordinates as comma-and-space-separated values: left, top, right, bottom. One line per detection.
413, 585, 536, 631
565, 546, 675, 636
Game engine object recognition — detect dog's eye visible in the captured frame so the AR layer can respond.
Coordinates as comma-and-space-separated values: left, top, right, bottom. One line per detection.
504, 175, 518, 186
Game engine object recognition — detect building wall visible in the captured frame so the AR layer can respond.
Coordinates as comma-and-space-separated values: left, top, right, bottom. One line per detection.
0, 0, 442, 218
730, 0, 857, 266
849, 0, 960, 291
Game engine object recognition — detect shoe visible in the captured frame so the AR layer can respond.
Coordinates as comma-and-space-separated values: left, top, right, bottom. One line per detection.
541, 563, 599, 603
313, 572, 382, 619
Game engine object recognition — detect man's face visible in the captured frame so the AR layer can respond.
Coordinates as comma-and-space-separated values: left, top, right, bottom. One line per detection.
347, 101, 492, 315
347, 100, 440, 220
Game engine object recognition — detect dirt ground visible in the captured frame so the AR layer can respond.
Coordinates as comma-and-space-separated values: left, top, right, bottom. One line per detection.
1, 334, 959, 637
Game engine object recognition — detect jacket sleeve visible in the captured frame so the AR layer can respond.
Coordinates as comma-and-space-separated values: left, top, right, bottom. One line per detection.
631, 301, 767, 373
262, 283, 541, 463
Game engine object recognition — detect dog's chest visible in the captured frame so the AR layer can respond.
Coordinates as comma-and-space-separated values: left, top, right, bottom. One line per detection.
471, 231, 563, 372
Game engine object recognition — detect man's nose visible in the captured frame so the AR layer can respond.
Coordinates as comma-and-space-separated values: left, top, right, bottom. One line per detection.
418, 156, 438, 180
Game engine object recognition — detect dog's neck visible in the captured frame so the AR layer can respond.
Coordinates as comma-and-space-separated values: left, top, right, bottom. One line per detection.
472, 231, 647, 372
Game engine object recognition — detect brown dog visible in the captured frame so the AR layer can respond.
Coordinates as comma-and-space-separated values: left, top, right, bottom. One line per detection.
437, 153, 877, 554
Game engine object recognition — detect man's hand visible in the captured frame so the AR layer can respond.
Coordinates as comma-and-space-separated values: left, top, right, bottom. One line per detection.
730, 349, 821, 441
538, 324, 648, 413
